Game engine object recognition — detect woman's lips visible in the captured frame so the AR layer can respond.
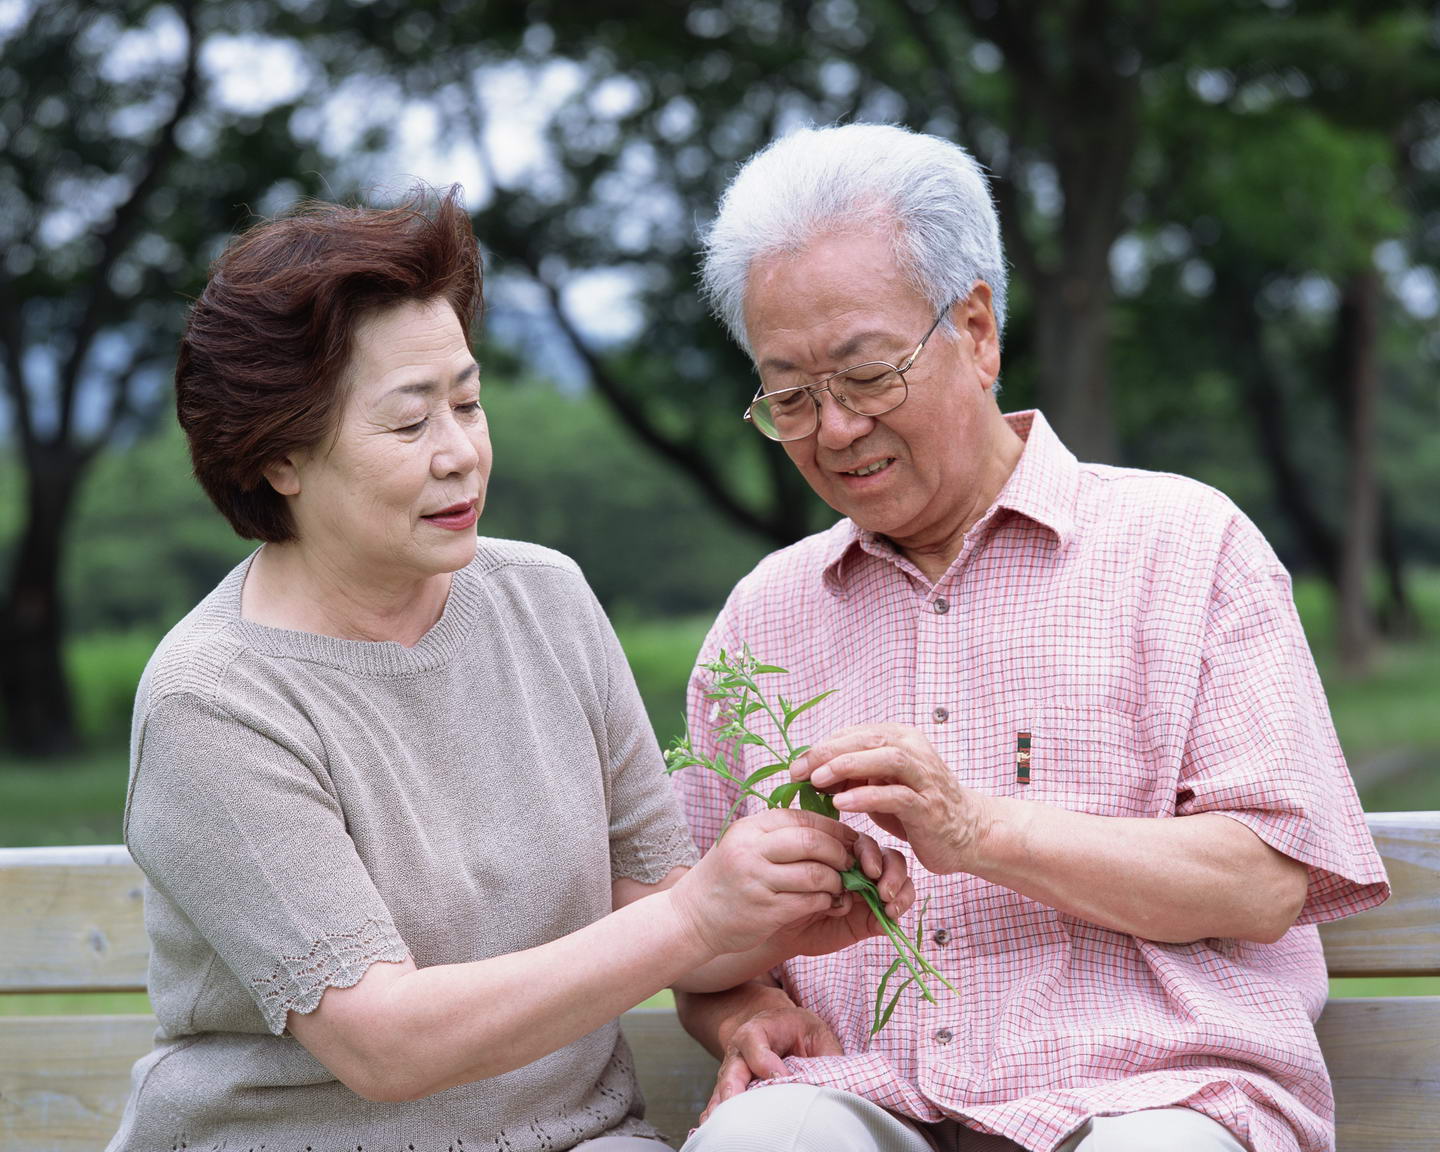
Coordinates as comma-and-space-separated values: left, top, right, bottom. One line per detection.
422, 502, 478, 530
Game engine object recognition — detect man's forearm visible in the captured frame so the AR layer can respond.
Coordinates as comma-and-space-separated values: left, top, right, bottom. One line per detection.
675, 978, 794, 1059
975, 802, 1308, 943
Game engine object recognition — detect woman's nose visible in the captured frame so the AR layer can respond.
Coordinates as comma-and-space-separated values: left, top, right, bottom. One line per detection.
431, 411, 482, 477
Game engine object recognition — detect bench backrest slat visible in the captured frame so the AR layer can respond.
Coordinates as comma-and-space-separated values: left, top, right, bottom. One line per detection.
0, 846, 148, 993
1317, 811, 1440, 977
2, 812, 1437, 1151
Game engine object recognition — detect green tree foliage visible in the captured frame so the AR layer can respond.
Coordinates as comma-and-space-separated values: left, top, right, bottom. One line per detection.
0, 0, 330, 754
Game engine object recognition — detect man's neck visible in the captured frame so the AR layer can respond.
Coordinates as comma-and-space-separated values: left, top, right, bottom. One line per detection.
893, 415, 1026, 585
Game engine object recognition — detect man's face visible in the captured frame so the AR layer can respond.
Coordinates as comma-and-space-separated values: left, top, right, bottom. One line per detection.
743, 226, 1001, 550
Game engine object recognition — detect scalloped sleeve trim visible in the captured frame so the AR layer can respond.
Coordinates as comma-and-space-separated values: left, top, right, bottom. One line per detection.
610, 823, 699, 885
250, 916, 411, 1036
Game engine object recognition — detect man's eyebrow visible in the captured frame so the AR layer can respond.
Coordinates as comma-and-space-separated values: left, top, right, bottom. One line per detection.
382, 362, 480, 399
759, 331, 898, 376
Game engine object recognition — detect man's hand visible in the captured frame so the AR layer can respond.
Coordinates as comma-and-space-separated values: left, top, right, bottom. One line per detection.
701, 1002, 844, 1123
793, 723, 993, 876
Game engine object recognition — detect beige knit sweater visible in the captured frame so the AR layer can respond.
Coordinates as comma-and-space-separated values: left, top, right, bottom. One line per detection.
110, 539, 698, 1152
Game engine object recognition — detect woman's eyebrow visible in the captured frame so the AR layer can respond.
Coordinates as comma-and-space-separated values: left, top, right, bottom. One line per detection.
381, 362, 480, 399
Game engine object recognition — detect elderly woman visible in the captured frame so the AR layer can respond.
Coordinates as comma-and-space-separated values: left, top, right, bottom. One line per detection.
109, 189, 913, 1152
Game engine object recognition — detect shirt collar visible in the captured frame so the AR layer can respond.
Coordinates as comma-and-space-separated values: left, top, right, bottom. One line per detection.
820, 409, 1080, 593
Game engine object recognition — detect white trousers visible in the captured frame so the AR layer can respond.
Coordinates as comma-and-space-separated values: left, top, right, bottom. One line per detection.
679, 1083, 1248, 1152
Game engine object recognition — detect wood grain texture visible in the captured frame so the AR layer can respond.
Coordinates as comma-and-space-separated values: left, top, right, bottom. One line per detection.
1315, 996, 1440, 1152
0, 1011, 717, 1151
1319, 812, 1440, 977
0, 847, 148, 993
625, 1008, 719, 1142
0, 1014, 154, 1151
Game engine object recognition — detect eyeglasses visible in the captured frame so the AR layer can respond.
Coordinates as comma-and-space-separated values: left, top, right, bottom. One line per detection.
743, 305, 952, 443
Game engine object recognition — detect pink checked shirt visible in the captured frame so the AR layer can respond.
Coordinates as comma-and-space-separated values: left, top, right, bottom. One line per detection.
674, 411, 1389, 1152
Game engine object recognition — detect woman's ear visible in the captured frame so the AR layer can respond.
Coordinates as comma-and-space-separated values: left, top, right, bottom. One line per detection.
262, 455, 303, 497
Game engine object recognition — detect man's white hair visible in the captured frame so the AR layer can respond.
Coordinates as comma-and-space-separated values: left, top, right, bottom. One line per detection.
700, 122, 1007, 357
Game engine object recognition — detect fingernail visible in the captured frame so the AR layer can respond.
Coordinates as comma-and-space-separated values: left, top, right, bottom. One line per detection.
812, 768, 832, 787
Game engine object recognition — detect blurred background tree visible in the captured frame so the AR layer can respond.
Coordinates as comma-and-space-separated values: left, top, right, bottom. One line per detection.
2, 0, 1438, 825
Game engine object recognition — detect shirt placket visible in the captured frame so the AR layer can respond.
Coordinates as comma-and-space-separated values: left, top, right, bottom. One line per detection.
912, 564, 971, 1093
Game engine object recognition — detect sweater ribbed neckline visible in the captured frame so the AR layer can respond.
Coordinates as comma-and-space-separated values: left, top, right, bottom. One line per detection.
218, 547, 488, 677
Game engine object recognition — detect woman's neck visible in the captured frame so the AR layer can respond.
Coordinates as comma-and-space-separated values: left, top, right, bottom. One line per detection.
241, 543, 452, 648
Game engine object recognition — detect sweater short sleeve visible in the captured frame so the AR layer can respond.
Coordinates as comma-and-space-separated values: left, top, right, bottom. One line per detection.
125, 691, 410, 1035
583, 595, 699, 884
1176, 572, 1390, 924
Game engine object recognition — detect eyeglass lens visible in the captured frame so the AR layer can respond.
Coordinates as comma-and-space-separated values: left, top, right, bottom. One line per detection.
750, 364, 907, 441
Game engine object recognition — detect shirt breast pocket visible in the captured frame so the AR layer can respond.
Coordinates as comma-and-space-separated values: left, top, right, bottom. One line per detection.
1025, 705, 1167, 818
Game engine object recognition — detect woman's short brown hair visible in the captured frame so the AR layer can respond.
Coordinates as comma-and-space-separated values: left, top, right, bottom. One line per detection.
176, 186, 481, 542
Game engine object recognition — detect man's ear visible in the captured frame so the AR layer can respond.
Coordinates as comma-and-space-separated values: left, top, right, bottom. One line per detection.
261, 454, 303, 497
954, 284, 1001, 389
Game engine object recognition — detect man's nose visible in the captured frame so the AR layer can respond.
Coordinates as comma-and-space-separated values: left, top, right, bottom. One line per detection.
813, 389, 874, 450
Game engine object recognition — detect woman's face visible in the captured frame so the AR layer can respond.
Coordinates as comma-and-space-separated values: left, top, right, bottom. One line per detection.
274, 297, 491, 585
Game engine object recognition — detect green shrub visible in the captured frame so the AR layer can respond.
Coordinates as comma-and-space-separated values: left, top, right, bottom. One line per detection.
66, 631, 160, 751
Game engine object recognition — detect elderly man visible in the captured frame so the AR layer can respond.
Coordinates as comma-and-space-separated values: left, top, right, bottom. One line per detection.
671, 124, 1389, 1152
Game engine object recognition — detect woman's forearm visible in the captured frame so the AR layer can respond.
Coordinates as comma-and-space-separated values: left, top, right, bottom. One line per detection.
293, 887, 712, 1101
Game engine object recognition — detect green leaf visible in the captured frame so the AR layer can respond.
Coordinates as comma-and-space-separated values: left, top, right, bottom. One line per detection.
785, 689, 837, 724
768, 781, 804, 809
743, 762, 790, 787
752, 663, 788, 675
872, 973, 916, 1035
797, 783, 838, 818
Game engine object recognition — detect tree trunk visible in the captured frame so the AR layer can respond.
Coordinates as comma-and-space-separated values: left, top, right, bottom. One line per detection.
0, 445, 86, 759
1335, 268, 1382, 674
1378, 491, 1419, 640
1033, 271, 1116, 463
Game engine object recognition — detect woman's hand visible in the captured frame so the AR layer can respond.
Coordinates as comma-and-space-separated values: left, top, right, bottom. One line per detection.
669, 809, 859, 956
769, 831, 915, 958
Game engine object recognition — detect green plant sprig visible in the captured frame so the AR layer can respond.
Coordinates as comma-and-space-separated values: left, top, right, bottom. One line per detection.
664, 645, 959, 1034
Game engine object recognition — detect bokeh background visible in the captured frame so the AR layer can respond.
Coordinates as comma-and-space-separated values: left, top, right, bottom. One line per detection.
2, 0, 1438, 1008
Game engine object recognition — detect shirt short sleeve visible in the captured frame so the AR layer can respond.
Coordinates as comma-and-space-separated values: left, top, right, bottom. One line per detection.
1176, 568, 1389, 924
125, 691, 410, 1035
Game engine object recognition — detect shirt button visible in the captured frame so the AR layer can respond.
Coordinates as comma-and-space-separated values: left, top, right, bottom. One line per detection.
932, 706, 949, 723
933, 928, 951, 946
933, 598, 950, 615
933, 1027, 953, 1044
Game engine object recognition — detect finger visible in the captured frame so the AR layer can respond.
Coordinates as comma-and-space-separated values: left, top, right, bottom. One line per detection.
792, 725, 904, 779
770, 868, 845, 901
855, 832, 884, 880
875, 846, 909, 901
810, 747, 913, 791
763, 824, 856, 872
831, 783, 921, 817
886, 876, 917, 920
750, 806, 859, 844
703, 1051, 754, 1122
734, 1032, 790, 1080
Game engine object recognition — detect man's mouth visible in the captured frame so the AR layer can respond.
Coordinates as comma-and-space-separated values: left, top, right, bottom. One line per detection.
842, 458, 895, 478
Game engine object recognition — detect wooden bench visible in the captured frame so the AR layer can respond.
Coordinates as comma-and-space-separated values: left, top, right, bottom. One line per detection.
2, 813, 1436, 1151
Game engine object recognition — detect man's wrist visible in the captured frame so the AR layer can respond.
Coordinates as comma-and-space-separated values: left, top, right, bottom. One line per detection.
969, 793, 1035, 878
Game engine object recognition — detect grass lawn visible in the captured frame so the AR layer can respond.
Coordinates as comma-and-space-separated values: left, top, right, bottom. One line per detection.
3, 575, 1438, 1014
